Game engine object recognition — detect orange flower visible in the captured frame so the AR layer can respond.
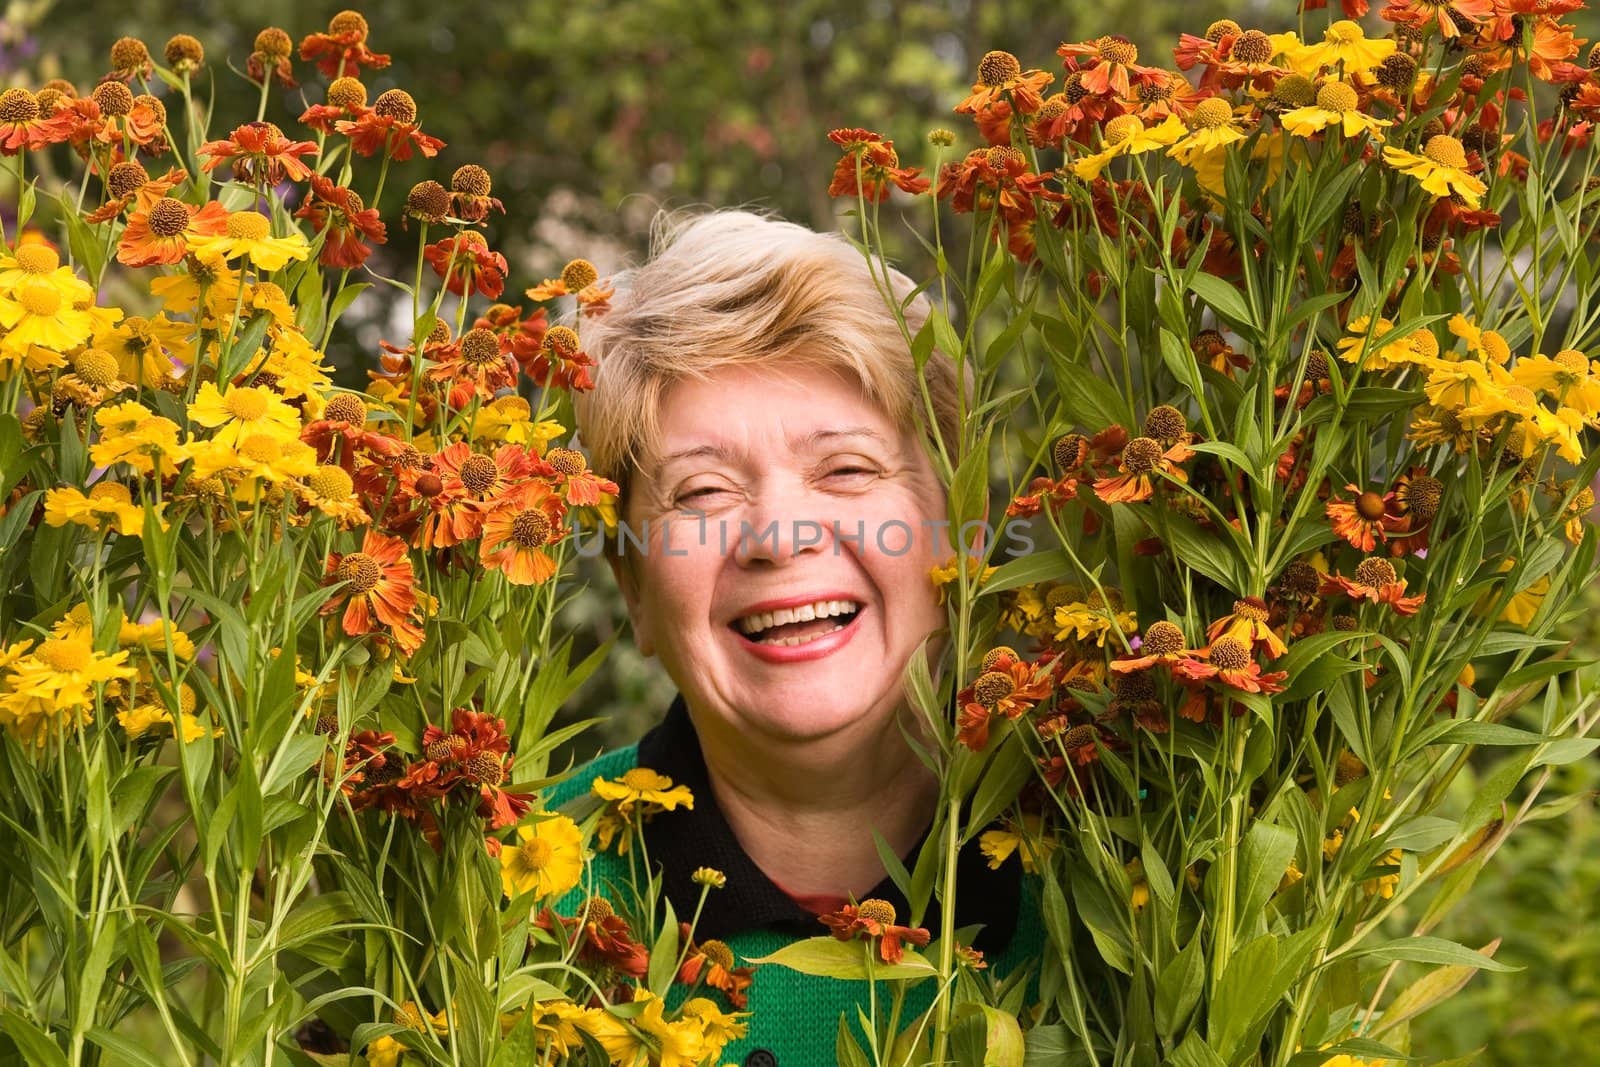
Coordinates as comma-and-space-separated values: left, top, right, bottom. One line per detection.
479, 482, 566, 586
537, 902, 649, 978
1319, 557, 1426, 615
335, 89, 445, 161
298, 11, 391, 79
1381, 0, 1494, 38
677, 925, 756, 1009
818, 899, 931, 965
544, 447, 619, 507
430, 442, 538, 542
199, 121, 318, 185
522, 324, 597, 392
116, 196, 228, 267
826, 129, 930, 203
84, 164, 186, 224
1056, 35, 1159, 97
294, 174, 385, 269
321, 530, 425, 655
1172, 636, 1289, 695
1205, 597, 1288, 659
427, 326, 516, 405
1111, 620, 1192, 673
955, 50, 1055, 115
247, 27, 297, 89
1092, 434, 1194, 503
955, 648, 1054, 751
0, 88, 75, 154
1325, 483, 1408, 553
424, 231, 507, 300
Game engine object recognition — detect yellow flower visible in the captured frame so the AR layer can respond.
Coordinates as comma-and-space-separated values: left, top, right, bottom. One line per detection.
1481, 558, 1551, 629
189, 211, 310, 271
1125, 858, 1150, 911
1291, 20, 1396, 75
298, 465, 370, 527
1072, 113, 1186, 180
1052, 591, 1137, 648
0, 278, 95, 355
470, 396, 555, 446
149, 247, 240, 320
0, 636, 137, 746
929, 554, 999, 604
999, 582, 1048, 637
257, 325, 333, 400
95, 313, 196, 386
91, 400, 187, 476
188, 433, 319, 489
1362, 848, 1403, 899
593, 767, 693, 815
188, 382, 302, 447
633, 992, 706, 1067
1335, 316, 1436, 373
1167, 97, 1247, 164
117, 617, 195, 659
1279, 81, 1391, 141
1445, 314, 1511, 366
1512, 349, 1600, 416
44, 482, 165, 537
1383, 136, 1487, 209
680, 997, 749, 1060
524, 1000, 591, 1056
571, 1005, 645, 1066
499, 813, 584, 901
362, 1035, 404, 1067
0, 243, 94, 306
116, 703, 215, 743
979, 813, 1056, 873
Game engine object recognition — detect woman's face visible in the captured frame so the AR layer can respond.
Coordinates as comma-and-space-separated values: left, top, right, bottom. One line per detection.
611, 363, 950, 747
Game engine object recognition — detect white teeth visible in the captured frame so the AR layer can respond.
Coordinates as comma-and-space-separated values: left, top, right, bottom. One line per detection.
735, 599, 860, 635
755, 623, 846, 647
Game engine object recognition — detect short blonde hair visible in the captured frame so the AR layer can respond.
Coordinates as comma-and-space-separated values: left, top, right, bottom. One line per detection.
572, 210, 967, 502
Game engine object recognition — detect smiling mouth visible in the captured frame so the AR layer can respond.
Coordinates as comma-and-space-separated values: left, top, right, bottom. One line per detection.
732, 599, 863, 647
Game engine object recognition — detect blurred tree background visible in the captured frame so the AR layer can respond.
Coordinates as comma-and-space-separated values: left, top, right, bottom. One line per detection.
6, 0, 1598, 1060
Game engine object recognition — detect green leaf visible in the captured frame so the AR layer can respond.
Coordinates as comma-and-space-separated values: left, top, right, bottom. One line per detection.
747, 936, 936, 980
85, 1027, 171, 1067
1375, 939, 1499, 1035
1189, 272, 1255, 330
1347, 935, 1519, 972
837, 1012, 872, 1067
1209, 933, 1278, 1061
1239, 822, 1296, 922
1155, 931, 1205, 1039
1432, 721, 1549, 746
0, 1007, 67, 1067
1166, 1031, 1227, 1067
963, 731, 1032, 838
980, 548, 1071, 597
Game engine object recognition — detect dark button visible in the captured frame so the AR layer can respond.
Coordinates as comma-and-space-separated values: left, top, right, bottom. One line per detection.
744, 1050, 778, 1067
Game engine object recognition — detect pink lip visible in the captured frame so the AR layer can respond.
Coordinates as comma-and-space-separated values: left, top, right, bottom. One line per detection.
732, 604, 865, 664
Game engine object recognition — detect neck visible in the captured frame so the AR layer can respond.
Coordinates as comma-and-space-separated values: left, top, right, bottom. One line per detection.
693, 710, 939, 898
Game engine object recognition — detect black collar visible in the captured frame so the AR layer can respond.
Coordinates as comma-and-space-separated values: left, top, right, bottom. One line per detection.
635, 694, 1021, 953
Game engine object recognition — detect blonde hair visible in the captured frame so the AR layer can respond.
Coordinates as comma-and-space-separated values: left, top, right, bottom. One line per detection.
571, 210, 967, 502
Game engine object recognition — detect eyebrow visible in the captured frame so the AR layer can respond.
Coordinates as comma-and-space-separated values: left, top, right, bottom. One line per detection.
659, 427, 888, 465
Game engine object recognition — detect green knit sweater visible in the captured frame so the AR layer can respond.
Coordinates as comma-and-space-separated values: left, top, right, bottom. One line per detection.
547, 728, 1045, 1067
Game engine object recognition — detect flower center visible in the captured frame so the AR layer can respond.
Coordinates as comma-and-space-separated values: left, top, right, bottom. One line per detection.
1063, 723, 1100, 749
1356, 491, 1388, 521
1096, 35, 1138, 65
74, 348, 122, 388
1143, 621, 1186, 655
1053, 433, 1086, 471
510, 509, 551, 548
309, 466, 354, 500
148, 198, 191, 238
1063, 71, 1089, 105
225, 388, 271, 422
1403, 475, 1443, 522
1233, 596, 1270, 623
561, 258, 599, 292
1231, 29, 1274, 64
254, 27, 292, 59
89, 481, 133, 505
240, 434, 280, 463
985, 145, 1025, 172
373, 88, 418, 123
1375, 53, 1418, 90
621, 767, 661, 790
36, 639, 92, 673
544, 326, 580, 358
1143, 404, 1188, 441
546, 448, 586, 476
1422, 134, 1468, 170
414, 472, 444, 498
980, 645, 1019, 672
327, 77, 367, 110
0, 87, 39, 124
1317, 81, 1359, 114
1104, 115, 1145, 146
1208, 636, 1251, 671
1136, 76, 1175, 104
858, 898, 898, 925
458, 454, 499, 494
1506, 385, 1536, 407
451, 164, 492, 197
226, 212, 271, 241
1191, 97, 1234, 130
17, 282, 61, 317
90, 81, 134, 117
518, 837, 553, 870
323, 393, 367, 425
1122, 436, 1164, 473
1326, 20, 1362, 44
15, 244, 59, 274
336, 552, 383, 593
459, 328, 502, 367
978, 50, 1022, 87
329, 10, 369, 38
1354, 557, 1397, 587
1272, 74, 1316, 109
467, 751, 503, 784
1554, 349, 1587, 374
1205, 19, 1242, 43
700, 940, 736, 970
974, 670, 1016, 706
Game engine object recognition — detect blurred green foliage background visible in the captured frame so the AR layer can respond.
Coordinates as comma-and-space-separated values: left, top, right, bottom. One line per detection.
7, 0, 1599, 1060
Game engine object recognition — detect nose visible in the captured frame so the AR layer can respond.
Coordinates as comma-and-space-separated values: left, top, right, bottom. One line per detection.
731, 482, 829, 567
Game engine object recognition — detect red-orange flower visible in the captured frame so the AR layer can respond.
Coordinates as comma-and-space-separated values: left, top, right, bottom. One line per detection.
1319, 557, 1426, 615
84, 165, 186, 223
321, 530, 426, 655
1381, 0, 1494, 37
298, 12, 392, 79
116, 196, 228, 267
545, 447, 619, 507
522, 325, 597, 392
955, 50, 1055, 115
677, 924, 756, 1009
427, 326, 516, 405
1092, 434, 1194, 503
0, 88, 75, 154
1173, 636, 1289, 696
956, 648, 1054, 751
429, 442, 539, 543
1205, 597, 1288, 658
537, 902, 650, 978
827, 128, 930, 203
1325, 483, 1408, 553
479, 482, 567, 586
818, 899, 931, 965
295, 174, 386, 269
199, 121, 318, 185
1057, 35, 1160, 97
335, 90, 445, 161
424, 231, 507, 300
